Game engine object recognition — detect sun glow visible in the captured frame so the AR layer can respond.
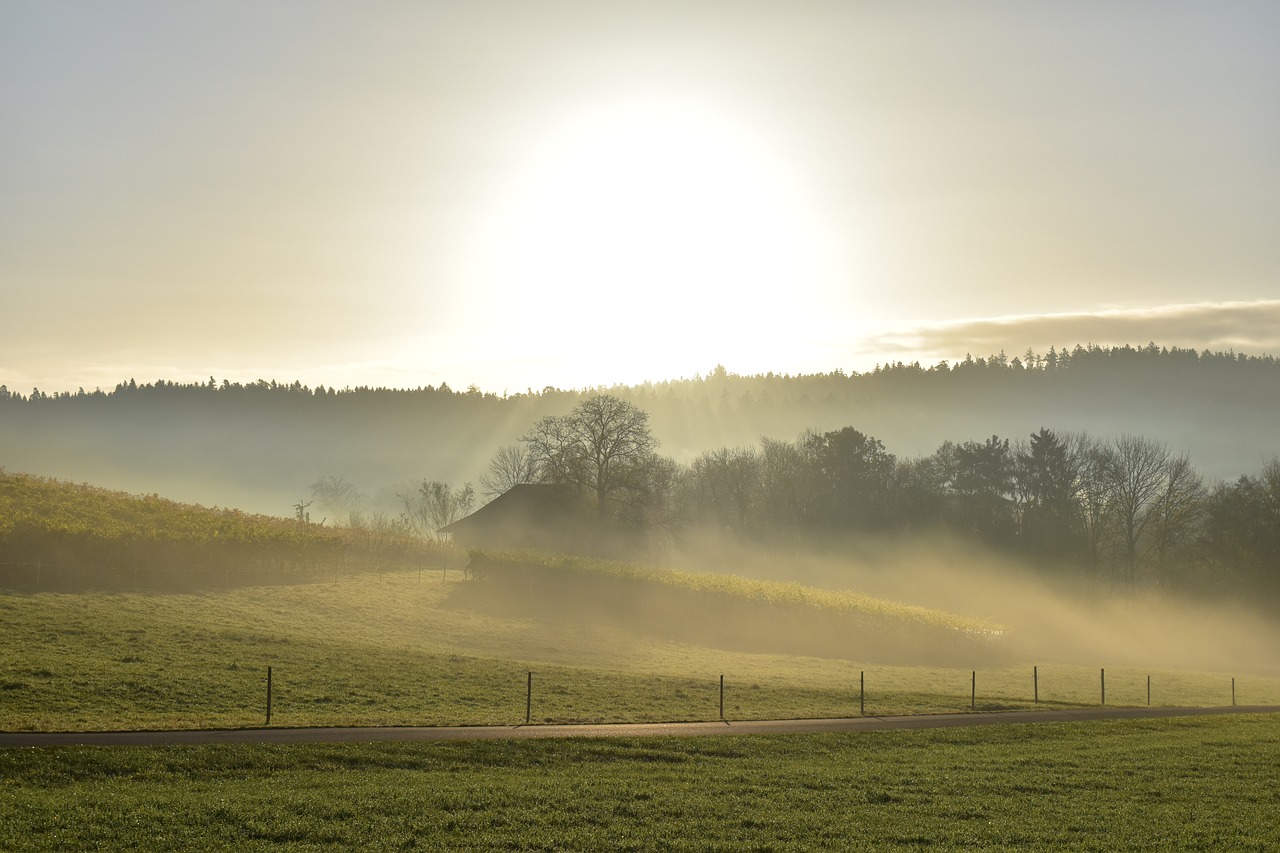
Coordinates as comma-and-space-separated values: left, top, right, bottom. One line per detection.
468, 94, 847, 386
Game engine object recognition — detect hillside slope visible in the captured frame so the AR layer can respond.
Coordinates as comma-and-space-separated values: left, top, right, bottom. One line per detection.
0, 469, 437, 590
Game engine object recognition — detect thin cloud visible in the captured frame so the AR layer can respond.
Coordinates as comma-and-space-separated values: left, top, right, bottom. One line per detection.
858, 301, 1280, 366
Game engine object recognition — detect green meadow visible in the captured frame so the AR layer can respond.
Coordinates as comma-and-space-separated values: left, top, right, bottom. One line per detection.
3, 715, 1279, 850
5, 472, 1275, 732
3, 476, 1279, 850
3, 567, 1274, 733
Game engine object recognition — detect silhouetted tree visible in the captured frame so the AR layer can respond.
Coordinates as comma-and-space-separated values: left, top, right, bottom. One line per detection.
686, 447, 763, 534
757, 436, 822, 542
478, 444, 539, 502
945, 435, 1016, 544
401, 480, 475, 539
522, 394, 660, 519
1100, 435, 1185, 590
1204, 459, 1280, 607
803, 426, 897, 531
309, 475, 367, 524
889, 455, 948, 530
1146, 453, 1207, 586
1015, 428, 1084, 562
617, 453, 683, 553
1075, 435, 1113, 582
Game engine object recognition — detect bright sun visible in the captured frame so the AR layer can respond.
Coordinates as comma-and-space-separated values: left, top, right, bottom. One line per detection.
469, 94, 844, 385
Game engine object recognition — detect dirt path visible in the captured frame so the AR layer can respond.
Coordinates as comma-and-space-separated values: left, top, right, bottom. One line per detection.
3, 705, 1278, 747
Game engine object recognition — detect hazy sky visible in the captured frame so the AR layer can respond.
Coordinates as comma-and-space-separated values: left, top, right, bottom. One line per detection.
3, 1, 1278, 394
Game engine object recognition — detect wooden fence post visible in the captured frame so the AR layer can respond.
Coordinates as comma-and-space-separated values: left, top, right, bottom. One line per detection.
719, 674, 725, 721
266, 666, 273, 726
1100, 668, 1105, 706
860, 671, 865, 716
526, 671, 532, 725
971, 670, 976, 711
1034, 666, 1038, 704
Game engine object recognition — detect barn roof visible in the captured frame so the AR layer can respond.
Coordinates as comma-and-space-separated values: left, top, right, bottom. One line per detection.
439, 483, 592, 551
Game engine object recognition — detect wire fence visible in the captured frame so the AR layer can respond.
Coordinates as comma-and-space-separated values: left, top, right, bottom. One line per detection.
237, 665, 1276, 728
3, 564, 1276, 731
5, 654, 1269, 734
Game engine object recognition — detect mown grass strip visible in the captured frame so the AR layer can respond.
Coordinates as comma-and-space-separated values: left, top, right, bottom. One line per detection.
2, 715, 1278, 851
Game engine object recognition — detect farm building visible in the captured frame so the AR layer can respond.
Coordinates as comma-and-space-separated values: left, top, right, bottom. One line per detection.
438, 483, 595, 553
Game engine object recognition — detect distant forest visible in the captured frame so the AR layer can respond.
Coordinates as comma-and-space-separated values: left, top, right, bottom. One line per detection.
2, 342, 1278, 523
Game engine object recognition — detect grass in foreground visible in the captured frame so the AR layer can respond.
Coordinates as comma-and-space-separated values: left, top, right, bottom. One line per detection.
3, 570, 1276, 732
2, 715, 1279, 850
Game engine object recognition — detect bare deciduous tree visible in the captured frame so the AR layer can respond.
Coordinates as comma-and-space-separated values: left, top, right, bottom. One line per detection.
688, 447, 762, 532
478, 444, 539, 502
757, 436, 822, 540
309, 474, 367, 525
401, 480, 475, 539
522, 394, 659, 517
1098, 435, 1206, 591
1147, 453, 1206, 581
1103, 434, 1171, 589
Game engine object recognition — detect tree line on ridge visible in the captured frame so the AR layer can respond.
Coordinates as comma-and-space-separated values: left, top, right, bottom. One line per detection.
440, 394, 1278, 610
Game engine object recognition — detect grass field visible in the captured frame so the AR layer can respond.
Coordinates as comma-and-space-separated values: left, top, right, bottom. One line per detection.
2, 715, 1278, 850
3, 568, 1275, 732
466, 548, 1002, 633
4, 478, 1277, 850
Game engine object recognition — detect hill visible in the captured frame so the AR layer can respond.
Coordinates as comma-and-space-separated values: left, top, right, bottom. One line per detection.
2, 344, 1278, 517
0, 469, 440, 590
3, 564, 1274, 733
3, 470, 1277, 734
460, 549, 1003, 664
0, 467, 1000, 664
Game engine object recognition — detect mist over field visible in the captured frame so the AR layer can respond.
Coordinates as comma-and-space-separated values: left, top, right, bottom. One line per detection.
671, 532, 1280, 676
7, 6, 1280, 851
3, 346, 1278, 680
3, 347, 1277, 517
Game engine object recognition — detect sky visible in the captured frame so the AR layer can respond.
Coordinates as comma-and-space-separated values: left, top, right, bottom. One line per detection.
3, 1, 1278, 395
